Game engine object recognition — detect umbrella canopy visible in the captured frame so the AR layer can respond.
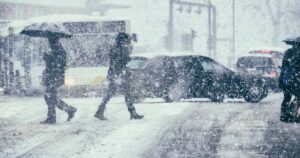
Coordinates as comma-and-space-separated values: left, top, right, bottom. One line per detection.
20, 22, 72, 38
283, 36, 300, 45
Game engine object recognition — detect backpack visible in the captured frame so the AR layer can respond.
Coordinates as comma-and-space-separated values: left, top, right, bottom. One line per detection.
282, 67, 291, 86
285, 52, 300, 98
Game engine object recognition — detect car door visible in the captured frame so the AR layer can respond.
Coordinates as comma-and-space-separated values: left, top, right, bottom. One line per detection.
199, 59, 220, 97
172, 56, 195, 98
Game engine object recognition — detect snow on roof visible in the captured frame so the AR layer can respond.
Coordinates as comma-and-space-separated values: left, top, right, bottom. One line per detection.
0, 14, 130, 36
2, 0, 86, 8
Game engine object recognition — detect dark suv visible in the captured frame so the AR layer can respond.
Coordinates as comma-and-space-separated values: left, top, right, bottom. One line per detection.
129, 55, 268, 103
236, 51, 283, 91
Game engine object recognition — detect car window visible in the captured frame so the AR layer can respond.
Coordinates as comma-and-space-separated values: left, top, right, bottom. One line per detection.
127, 59, 147, 69
201, 60, 215, 72
237, 57, 275, 68
146, 57, 167, 74
173, 57, 194, 74
212, 62, 226, 74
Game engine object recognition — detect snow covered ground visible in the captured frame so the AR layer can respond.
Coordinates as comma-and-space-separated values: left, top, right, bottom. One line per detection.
0, 96, 192, 158
1, 93, 300, 158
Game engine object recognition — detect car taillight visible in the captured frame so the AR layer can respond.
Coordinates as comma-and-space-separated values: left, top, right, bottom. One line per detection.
270, 70, 278, 78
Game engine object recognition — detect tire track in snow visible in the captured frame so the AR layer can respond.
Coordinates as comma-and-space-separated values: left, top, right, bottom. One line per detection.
218, 95, 282, 157
145, 102, 250, 158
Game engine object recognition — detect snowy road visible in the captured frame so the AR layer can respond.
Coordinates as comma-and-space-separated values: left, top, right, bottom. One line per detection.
1, 94, 300, 158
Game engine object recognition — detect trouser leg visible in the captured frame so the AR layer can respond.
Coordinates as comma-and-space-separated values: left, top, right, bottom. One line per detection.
280, 91, 293, 122
56, 98, 75, 113
123, 80, 143, 119
96, 81, 116, 114
44, 86, 57, 118
123, 80, 135, 112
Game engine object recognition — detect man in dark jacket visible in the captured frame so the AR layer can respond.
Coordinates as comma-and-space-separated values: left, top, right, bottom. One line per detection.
41, 35, 77, 124
279, 42, 300, 122
95, 32, 143, 120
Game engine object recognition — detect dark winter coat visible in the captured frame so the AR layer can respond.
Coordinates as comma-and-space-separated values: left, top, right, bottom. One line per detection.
279, 47, 300, 97
107, 45, 131, 81
42, 39, 67, 87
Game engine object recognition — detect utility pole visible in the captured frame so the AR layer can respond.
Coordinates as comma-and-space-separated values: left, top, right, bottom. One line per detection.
208, 0, 212, 57
168, 0, 174, 51
232, 0, 236, 58
212, 6, 217, 58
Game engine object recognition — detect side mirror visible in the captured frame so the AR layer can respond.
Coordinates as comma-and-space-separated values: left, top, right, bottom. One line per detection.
132, 33, 138, 42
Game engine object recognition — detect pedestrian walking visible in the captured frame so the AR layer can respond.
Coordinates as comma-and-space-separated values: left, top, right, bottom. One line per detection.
41, 35, 77, 124
95, 32, 143, 120
279, 37, 300, 123
20, 23, 76, 124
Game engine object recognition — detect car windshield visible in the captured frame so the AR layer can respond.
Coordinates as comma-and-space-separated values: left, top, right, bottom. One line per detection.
237, 57, 275, 68
127, 59, 147, 69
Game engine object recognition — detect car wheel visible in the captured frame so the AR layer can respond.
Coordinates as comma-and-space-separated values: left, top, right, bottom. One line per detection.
209, 82, 225, 102
163, 95, 173, 103
166, 82, 188, 102
244, 84, 268, 103
210, 91, 225, 102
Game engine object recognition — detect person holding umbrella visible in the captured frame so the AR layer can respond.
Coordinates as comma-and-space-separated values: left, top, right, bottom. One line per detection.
21, 23, 77, 124
94, 32, 143, 120
279, 36, 300, 123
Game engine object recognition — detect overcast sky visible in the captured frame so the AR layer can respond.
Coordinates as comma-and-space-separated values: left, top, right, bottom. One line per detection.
2, 0, 87, 7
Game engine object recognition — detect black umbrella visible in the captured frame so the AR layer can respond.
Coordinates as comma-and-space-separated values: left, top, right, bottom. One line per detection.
283, 36, 300, 45
20, 22, 72, 38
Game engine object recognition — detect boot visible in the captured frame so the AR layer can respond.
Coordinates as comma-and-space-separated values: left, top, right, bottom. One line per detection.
67, 107, 77, 121
130, 110, 144, 120
95, 112, 108, 120
95, 106, 108, 120
40, 117, 56, 124
280, 111, 295, 123
42, 105, 56, 124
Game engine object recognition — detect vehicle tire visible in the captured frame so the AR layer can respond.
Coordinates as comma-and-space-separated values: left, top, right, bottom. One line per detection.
163, 95, 173, 103
244, 84, 268, 103
209, 81, 225, 102
165, 82, 188, 102
210, 91, 225, 102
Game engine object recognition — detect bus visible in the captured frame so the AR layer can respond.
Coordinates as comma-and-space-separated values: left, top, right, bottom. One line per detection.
0, 14, 137, 96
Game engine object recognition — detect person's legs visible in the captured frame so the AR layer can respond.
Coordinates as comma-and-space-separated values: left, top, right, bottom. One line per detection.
42, 86, 57, 124
56, 97, 77, 121
95, 81, 117, 120
295, 97, 300, 123
123, 78, 143, 120
280, 91, 293, 122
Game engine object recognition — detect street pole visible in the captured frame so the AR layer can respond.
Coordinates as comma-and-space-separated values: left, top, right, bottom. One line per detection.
212, 6, 217, 59
168, 0, 174, 52
208, 0, 212, 57
232, 0, 236, 58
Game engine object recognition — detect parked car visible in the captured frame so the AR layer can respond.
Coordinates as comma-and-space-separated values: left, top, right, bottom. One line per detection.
236, 49, 283, 91
129, 54, 268, 103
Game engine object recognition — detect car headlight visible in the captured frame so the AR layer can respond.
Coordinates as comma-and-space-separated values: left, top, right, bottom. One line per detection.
91, 76, 105, 85
65, 76, 75, 87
